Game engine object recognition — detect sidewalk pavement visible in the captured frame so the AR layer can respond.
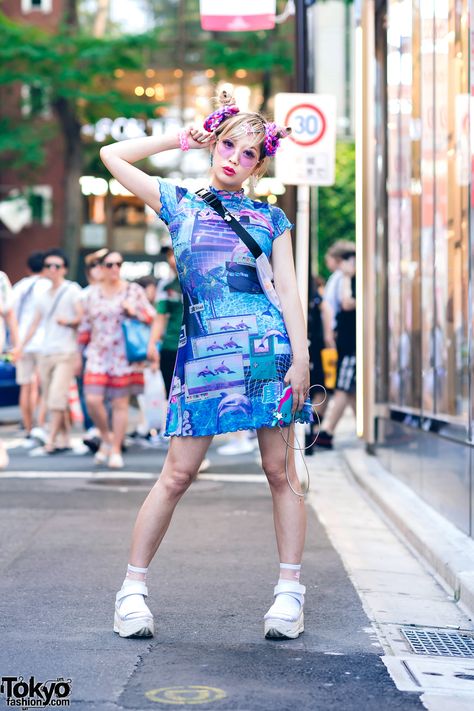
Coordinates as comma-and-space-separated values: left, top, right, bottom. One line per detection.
340, 446, 474, 619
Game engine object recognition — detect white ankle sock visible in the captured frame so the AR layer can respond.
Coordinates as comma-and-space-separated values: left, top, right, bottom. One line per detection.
274, 563, 303, 618
118, 565, 150, 616
124, 563, 148, 585
279, 562, 301, 582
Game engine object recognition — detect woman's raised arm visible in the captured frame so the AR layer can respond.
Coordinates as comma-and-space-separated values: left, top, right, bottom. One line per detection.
100, 128, 211, 214
100, 135, 181, 213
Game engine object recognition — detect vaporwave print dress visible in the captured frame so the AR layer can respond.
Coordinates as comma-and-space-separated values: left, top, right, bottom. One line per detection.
157, 181, 312, 437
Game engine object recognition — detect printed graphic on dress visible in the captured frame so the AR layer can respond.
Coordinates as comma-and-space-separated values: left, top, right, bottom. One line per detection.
254, 327, 292, 355
178, 325, 187, 348
191, 330, 250, 363
249, 335, 277, 380
207, 314, 258, 335
261, 381, 283, 404
184, 353, 245, 402
170, 375, 183, 397
226, 261, 261, 294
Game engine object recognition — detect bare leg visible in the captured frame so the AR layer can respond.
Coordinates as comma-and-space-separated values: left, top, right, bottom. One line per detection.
110, 396, 129, 455
347, 393, 356, 416
128, 435, 213, 568
58, 411, 72, 448
257, 426, 306, 566
321, 389, 349, 434
257, 426, 307, 639
46, 410, 65, 450
19, 384, 34, 433
86, 394, 112, 445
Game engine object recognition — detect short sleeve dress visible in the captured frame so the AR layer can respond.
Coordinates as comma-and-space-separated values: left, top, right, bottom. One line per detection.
157, 181, 312, 437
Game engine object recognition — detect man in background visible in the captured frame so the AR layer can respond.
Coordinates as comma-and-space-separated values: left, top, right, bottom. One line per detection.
13, 251, 49, 445
19, 249, 82, 454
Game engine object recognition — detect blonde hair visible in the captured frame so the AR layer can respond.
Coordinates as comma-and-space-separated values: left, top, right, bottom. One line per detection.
210, 88, 290, 179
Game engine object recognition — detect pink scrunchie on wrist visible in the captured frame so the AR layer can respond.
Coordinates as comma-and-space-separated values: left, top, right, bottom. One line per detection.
178, 129, 189, 151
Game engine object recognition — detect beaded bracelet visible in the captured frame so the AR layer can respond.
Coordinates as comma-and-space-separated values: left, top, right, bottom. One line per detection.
178, 129, 189, 151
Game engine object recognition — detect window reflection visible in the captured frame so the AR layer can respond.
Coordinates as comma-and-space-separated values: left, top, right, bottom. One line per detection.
384, 0, 469, 428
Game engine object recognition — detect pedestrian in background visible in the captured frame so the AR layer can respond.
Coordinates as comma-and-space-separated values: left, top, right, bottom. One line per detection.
18, 249, 82, 454
315, 249, 356, 449
147, 246, 182, 399
79, 249, 109, 452
323, 240, 356, 332
79, 251, 155, 469
101, 88, 311, 641
132, 274, 165, 441
305, 275, 334, 454
0, 270, 20, 469
13, 251, 50, 446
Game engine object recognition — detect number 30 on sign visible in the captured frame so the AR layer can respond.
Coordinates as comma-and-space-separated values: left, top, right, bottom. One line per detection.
274, 93, 336, 186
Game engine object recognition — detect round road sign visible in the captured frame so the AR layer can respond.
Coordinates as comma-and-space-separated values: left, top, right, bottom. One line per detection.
285, 103, 327, 147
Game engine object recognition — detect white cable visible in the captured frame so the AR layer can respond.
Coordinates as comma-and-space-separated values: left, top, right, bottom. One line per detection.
279, 384, 328, 498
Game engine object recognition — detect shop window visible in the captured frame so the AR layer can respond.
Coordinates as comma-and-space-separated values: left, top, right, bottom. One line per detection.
21, 84, 51, 119
384, 0, 470, 428
28, 186, 53, 226
21, 0, 53, 13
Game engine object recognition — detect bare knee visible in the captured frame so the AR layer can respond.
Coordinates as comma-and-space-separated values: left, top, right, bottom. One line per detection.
160, 463, 198, 499
85, 394, 102, 410
261, 455, 288, 489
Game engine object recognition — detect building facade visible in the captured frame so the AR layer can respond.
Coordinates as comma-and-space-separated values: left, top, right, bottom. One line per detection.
0, 0, 66, 279
358, 0, 474, 536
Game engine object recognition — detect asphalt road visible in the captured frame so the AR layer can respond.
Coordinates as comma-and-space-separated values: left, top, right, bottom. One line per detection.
0, 459, 424, 710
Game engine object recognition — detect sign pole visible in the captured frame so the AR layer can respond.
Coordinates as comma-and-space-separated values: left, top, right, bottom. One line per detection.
295, 185, 310, 319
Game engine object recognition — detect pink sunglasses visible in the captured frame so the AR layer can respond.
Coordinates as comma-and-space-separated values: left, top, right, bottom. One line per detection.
216, 139, 260, 168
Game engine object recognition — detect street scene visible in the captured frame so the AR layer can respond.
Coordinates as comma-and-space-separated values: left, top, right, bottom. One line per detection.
2, 1, 474, 710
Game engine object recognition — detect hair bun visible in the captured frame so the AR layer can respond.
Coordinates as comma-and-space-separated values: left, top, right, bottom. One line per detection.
217, 87, 236, 107
277, 126, 292, 139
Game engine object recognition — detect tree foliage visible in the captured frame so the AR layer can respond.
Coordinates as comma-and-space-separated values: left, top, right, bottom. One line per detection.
0, 11, 161, 170
317, 140, 355, 279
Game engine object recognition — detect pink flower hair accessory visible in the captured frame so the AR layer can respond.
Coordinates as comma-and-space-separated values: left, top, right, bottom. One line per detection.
263, 123, 292, 157
203, 105, 240, 133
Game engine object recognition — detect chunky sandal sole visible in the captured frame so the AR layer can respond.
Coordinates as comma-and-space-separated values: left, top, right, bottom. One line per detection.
264, 611, 304, 640
113, 611, 154, 638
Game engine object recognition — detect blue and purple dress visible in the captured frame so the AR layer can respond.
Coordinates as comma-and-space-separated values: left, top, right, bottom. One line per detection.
157, 181, 311, 437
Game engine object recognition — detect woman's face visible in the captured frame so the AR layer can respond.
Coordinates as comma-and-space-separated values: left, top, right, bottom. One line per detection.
102, 252, 123, 283
211, 133, 261, 191
88, 262, 104, 285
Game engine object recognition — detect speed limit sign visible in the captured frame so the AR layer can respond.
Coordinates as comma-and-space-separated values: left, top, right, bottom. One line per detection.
274, 93, 336, 186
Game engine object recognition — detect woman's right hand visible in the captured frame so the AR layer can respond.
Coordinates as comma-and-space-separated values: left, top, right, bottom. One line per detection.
187, 126, 213, 149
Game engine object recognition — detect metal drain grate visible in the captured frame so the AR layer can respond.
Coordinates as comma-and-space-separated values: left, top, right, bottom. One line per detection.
401, 627, 474, 658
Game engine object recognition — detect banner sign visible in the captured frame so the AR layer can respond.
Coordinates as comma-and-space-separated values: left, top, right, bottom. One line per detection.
200, 0, 276, 32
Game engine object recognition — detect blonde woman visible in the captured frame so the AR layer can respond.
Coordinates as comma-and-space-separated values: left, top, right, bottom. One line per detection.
100, 91, 312, 640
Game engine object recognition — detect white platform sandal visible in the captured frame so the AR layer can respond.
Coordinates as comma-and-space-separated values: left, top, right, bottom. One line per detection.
264, 580, 306, 639
114, 581, 154, 638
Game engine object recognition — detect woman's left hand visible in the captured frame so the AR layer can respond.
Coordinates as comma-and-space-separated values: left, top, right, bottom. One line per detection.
284, 359, 310, 413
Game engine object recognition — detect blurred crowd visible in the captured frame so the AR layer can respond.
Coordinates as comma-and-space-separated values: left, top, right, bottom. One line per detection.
0, 247, 181, 470
0, 238, 356, 470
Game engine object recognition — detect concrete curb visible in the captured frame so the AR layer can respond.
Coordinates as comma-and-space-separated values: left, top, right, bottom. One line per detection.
341, 447, 474, 620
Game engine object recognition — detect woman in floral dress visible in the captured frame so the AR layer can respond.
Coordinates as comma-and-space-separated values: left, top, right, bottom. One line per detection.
100, 91, 312, 641
79, 252, 155, 469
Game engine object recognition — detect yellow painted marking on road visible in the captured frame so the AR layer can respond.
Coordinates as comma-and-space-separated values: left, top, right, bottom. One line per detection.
145, 685, 227, 705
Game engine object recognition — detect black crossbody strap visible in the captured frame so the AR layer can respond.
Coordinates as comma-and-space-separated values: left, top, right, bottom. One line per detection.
196, 189, 263, 259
